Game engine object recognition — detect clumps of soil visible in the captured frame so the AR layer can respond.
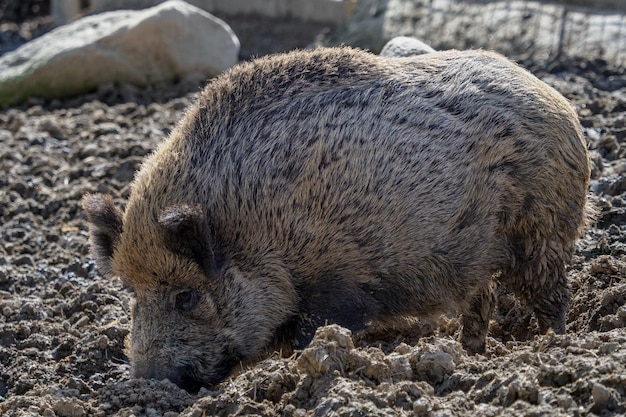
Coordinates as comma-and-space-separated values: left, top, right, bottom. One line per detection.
100, 325, 626, 416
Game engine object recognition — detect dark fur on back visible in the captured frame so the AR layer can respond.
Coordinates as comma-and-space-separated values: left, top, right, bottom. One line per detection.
83, 47, 590, 390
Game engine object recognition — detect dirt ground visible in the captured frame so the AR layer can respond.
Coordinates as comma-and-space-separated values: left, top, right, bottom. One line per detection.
1, 5, 626, 417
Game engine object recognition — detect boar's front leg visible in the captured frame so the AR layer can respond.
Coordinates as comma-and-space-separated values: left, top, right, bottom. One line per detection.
460, 281, 497, 354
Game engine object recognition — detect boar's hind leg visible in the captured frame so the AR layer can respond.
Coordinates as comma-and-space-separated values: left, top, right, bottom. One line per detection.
530, 243, 570, 334
460, 281, 496, 354
508, 239, 570, 335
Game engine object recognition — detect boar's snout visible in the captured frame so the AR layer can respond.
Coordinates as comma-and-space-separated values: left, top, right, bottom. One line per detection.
131, 354, 238, 392
132, 360, 203, 392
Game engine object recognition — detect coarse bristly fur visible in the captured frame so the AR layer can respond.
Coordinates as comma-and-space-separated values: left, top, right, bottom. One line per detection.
82, 46, 591, 391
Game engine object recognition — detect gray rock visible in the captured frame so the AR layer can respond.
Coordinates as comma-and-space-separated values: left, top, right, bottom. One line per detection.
380, 36, 435, 57
0, 0, 239, 107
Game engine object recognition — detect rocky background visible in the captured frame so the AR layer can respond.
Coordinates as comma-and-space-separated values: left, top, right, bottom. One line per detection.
1, 1, 626, 416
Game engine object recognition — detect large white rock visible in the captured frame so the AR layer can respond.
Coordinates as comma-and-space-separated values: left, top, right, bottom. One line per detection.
0, 0, 239, 107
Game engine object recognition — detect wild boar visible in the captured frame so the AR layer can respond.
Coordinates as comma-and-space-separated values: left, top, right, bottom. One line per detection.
82, 47, 591, 390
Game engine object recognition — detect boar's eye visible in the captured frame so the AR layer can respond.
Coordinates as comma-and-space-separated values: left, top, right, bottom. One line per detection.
175, 290, 199, 312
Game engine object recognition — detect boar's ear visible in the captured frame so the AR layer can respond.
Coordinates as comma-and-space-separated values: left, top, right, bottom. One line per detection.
81, 194, 123, 277
158, 205, 223, 278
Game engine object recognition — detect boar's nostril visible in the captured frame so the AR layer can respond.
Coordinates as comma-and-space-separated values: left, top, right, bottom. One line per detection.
131, 361, 195, 389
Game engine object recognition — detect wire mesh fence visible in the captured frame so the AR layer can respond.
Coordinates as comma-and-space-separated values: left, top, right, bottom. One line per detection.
383, 0, 626, 66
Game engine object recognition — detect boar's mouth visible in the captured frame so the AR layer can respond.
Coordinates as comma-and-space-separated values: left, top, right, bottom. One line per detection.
175, 354, 241, 392
177, 366, 205, 393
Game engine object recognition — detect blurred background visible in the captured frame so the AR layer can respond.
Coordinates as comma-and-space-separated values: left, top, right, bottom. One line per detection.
1, 0, 625, 64
1, 0, 625, 108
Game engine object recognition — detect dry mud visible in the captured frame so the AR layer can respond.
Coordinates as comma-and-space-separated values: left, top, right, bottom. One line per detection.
2, 10, 626, 417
